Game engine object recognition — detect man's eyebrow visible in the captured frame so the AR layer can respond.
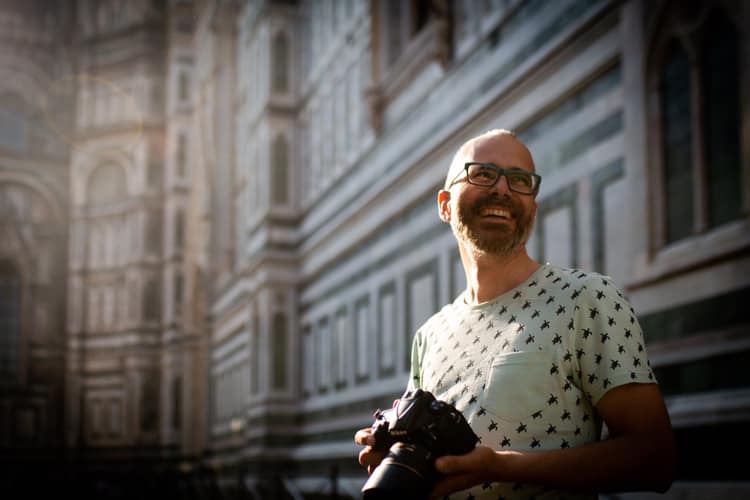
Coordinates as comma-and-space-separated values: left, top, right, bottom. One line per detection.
474, 162, 527, 171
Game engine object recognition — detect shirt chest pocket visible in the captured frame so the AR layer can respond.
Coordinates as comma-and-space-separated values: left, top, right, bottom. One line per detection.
481, 351, 559, 422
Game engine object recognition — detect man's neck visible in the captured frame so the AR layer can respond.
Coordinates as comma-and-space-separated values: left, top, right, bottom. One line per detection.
460, 246, 542, 305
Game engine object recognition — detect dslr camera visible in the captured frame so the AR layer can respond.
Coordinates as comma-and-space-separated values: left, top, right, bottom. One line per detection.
361, 389, 479, 499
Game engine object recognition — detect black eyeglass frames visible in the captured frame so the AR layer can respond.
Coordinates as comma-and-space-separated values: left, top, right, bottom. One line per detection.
449, 162, 541, 195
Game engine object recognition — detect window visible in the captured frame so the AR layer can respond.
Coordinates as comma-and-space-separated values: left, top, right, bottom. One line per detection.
176, 133, 187, 178
143, 276, 161, 321
271, 312, 287, 390
173, 272, 183, 314
91, 399, 104, 438
355, 299, 370, 382
369, 0, 450, 133
301, 325, 314, 397
271, 31, 289, 93
171, 376, 182, 431
250, 309, 260, 395
0, 92, 27, 152
271, 135, 289, 204
381, 0, 434, 67
650, 6, 744, 247
174, 209, 184, 249
317, 317, 330, 392
176, 16, 193, 34
0, 261, 21, 380
108, 399, 122, 437
146, 208, 162, 254
660, 42, 693, 243
178, 71, 190, 102
378, 286, 397, 375
140, 375, 158, 432
333, 310, 347, 388
148, 161, 162, 189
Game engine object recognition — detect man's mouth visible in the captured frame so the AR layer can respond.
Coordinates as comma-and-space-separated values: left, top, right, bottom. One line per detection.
479, 207, 512, 219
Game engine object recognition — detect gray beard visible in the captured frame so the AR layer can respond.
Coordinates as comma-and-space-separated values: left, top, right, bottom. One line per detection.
452, 202, 534, 256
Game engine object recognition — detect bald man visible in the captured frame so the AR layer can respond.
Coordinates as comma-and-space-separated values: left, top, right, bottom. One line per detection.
355, 130, 676, 499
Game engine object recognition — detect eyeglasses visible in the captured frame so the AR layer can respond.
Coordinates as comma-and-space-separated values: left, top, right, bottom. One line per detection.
449, 162, 541, 195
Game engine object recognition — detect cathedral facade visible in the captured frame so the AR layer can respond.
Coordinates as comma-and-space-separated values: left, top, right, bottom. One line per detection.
1, 1, 749, 498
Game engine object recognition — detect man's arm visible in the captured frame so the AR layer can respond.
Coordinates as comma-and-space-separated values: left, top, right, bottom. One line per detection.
432, 382, 676, 498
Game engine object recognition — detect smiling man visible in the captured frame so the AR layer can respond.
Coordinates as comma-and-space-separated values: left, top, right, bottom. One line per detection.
355, 129, 676, 499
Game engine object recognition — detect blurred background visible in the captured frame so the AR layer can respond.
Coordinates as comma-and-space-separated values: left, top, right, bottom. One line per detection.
0, 0, 748, 498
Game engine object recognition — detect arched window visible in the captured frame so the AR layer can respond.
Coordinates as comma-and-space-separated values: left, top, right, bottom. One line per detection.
176, 133, 187, 178
174, 209, 185, 249
651, 5, 745, 247
0, 260, 21, 380
0, 92, 28, 153
271, 134, 289, 205
271, 31, 289, 93
660, 40, 693, 244
88, 163, 127, 206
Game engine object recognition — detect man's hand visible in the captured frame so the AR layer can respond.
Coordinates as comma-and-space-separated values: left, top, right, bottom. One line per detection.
431, 446, 499, 499
354, 427, 387, 474
355, 399, 400, 474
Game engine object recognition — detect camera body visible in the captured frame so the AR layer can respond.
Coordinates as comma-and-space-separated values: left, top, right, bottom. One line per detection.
362, 389, 479, 499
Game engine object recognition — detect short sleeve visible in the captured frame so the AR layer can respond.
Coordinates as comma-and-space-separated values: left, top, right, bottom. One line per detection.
407, 329, 426, 392
571, 275, 655, 406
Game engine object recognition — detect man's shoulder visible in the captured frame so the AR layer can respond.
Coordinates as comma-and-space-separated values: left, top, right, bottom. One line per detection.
543, 264, 622, 294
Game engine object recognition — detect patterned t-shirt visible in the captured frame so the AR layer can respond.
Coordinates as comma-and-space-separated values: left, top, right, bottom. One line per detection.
407, 263, 656, 500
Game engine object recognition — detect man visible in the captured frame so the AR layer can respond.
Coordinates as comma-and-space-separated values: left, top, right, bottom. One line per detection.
355, 129, 676, 499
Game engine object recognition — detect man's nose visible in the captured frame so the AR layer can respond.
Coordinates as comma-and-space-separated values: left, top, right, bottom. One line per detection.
489, 174, 512, 196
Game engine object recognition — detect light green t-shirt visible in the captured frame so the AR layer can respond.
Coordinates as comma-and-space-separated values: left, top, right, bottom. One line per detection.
408, 264, 656, 500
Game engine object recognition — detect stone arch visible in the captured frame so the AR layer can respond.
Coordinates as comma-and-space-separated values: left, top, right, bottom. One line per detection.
74, 149, 133, 206
0, 51, 53, 106
0, 170, 64, 223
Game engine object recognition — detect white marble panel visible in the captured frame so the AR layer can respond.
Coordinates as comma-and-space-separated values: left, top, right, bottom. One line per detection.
543, 205, 573, 268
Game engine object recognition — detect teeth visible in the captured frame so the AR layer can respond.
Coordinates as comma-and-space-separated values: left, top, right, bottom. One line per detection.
481, 208, 510, 218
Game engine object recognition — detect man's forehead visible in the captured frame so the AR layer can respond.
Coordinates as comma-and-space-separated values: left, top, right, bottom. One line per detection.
466, 135, 534, 169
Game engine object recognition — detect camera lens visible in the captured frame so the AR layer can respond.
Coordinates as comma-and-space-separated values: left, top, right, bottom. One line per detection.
362, 442, 437, 500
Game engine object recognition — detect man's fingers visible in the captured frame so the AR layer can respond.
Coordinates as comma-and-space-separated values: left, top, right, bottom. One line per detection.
359, 446, 386, 468
358, 447, 372, 467
354, 428, 374, 446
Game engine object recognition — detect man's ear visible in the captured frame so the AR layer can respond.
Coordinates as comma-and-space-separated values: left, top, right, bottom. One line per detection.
438, 190, 451, 222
